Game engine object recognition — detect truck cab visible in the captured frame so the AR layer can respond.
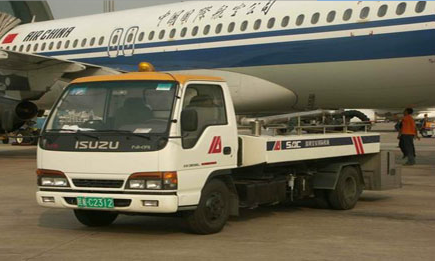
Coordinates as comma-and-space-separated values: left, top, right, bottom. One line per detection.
37, 69, 239, 233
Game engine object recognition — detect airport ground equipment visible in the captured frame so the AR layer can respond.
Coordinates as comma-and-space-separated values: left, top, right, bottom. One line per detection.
36, 66, 401, 234
419, 120, 435, 138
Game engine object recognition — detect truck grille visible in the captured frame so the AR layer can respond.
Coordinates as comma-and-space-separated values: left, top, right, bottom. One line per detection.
72, 179, 124, 188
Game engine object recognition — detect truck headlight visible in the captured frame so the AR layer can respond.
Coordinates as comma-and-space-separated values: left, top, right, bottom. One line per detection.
126, 172, 177, 190
36, 169, 70, 187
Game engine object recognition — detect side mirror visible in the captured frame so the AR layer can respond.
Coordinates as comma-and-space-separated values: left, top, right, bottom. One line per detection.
181, 109, 198, 132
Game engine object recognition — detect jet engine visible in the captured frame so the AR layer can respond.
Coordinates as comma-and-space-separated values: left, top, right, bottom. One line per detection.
0, 99, 39, 132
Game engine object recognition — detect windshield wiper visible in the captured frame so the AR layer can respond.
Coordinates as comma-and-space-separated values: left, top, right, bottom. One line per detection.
89, 130, 151, 140
44, 129, 99, 140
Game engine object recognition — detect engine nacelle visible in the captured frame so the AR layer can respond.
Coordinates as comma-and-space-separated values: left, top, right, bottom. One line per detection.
15, 101, 38, 120
0, 99, 38, 132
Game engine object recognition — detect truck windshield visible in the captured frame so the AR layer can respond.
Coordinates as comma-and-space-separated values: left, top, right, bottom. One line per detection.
45, 81, 177, 134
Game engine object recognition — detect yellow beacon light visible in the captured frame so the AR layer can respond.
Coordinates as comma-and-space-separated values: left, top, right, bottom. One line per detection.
138, 62, 156, 72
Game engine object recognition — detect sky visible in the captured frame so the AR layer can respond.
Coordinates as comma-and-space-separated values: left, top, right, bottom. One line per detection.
47, 0, 182, 19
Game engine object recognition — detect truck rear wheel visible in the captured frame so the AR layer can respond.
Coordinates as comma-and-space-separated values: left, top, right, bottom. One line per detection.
74, 210, 118, 227
328, 166, 362, 210
186, 179, 230, 234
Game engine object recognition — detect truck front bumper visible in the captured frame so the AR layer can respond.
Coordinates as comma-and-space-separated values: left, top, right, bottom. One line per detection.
36, 191, 179, 213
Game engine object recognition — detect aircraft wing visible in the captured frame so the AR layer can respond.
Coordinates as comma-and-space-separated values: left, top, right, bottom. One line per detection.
0, 50, 121, 101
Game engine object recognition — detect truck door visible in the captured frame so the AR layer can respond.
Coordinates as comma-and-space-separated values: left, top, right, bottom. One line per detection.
108, 28, 123, 58
179, 83, 238, 169
122, 26, 139, 57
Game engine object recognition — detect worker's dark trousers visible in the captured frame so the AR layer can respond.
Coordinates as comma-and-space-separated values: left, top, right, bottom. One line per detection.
401, 135, 416, 164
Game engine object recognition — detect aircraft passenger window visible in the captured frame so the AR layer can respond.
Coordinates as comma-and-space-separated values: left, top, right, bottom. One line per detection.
415, 1, 426, 13
98, 37, 104, 45
41, 43, 46, 51
215, 23, 223, 34
254, 19, 262, 30
48, 42, 54, 50
311, 13, 320, 24
343, 9, 353, 21
111, 35, 118, 44
127, 34, 133, 42
192, 26, 199, 36
33, 44, 38, 52
396, 2, 406, 15
73, 39, 78, 48
90, 37, 96, 46
65, 40, 70, 48
180, 27, 187, 37
26, 44, 31, 52
159, 30, 165, 40
267, 18, 275, 29
327, 11, 336, 23
138, 32, 144, 41
148, 31, 155, 40
169, 28, 176, 38
181, 84, 228, 149
360, 7, 370, 19
281, 16, 290, 27
378, 5, 388, 17
296, 15, 305, 26
228, 22, 235, 33
19, 45, 23, 52
240, 21, 248, 31
57, 41, 62, 49
203, 25, 210, 35
81, 38, 87, 47
12, 46, 16, 51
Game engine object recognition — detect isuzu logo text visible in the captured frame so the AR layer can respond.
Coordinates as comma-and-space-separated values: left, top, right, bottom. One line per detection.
75, 141, 120, 150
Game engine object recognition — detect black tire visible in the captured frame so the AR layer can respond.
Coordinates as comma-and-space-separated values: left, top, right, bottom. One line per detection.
74, 210, 118, 227
328, 166, 363, 210
2, 137, 9, 144
343, 110, 371, 132
186, 179, 230, 234
15, 131, 32, 144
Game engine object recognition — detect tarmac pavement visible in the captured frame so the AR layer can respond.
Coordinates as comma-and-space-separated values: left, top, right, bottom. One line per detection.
0, 123, 434, 260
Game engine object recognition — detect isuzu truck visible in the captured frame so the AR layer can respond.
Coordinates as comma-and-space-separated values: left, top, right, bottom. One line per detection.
36, 65, 401, 234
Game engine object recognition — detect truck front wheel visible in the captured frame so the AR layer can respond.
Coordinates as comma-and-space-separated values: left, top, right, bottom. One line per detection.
328, 166, 363, 210
74, 210, 118, 227
186, 179, 230, 234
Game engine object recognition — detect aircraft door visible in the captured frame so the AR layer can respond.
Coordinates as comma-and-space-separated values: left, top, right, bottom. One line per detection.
122, 26, 139, 57
108, 28, 123, 58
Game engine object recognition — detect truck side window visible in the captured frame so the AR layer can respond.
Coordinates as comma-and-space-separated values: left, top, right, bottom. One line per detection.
181, 84, 227, 149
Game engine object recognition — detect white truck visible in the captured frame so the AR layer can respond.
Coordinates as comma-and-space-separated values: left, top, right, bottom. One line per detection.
36, 66, 401, 234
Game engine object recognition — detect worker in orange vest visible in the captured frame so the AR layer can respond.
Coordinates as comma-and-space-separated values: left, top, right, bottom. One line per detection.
399, 108, 420, 165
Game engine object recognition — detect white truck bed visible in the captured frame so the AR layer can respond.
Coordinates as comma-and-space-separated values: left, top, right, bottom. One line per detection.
239, 133, 380, 167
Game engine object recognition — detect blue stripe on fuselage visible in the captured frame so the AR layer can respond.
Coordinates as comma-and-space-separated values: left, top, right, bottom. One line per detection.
40, 14, 435, 58
72, 29, 435, 71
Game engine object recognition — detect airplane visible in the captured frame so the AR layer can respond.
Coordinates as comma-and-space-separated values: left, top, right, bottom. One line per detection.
0, 0, 434, 136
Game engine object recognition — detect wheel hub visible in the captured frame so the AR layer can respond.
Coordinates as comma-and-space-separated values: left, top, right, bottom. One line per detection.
205, 192, 224, 221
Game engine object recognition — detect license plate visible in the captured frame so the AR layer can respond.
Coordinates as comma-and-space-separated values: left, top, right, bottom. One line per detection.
77, 197, 114, 209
